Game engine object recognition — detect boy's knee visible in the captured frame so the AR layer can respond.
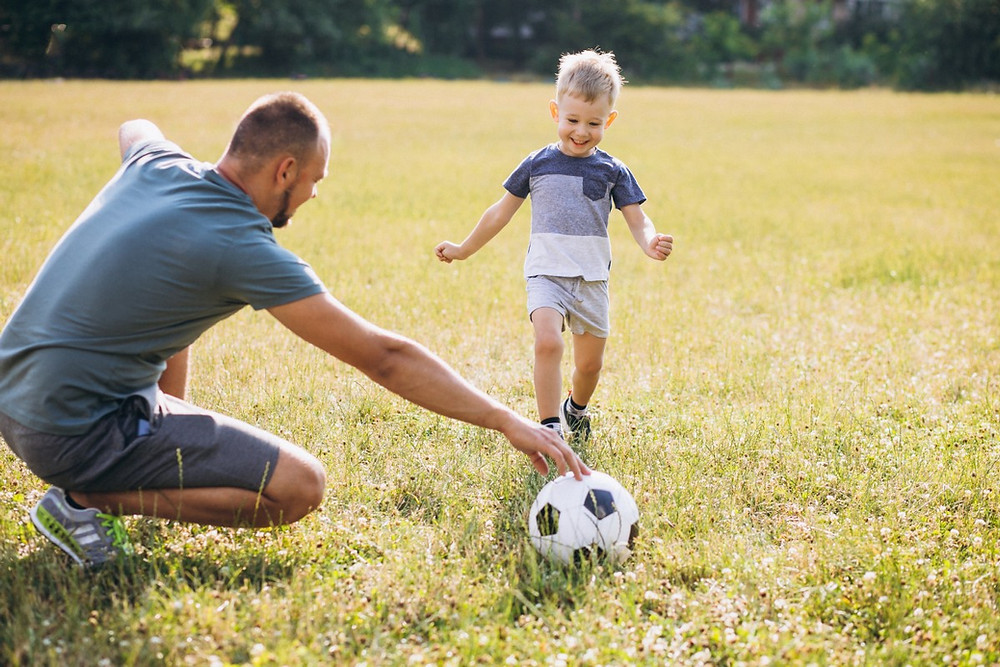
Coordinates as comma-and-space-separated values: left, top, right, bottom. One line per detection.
534, 333, 564, 357
576, 358, 603, 377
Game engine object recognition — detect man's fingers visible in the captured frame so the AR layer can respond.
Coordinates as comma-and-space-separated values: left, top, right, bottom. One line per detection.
531, 453, 550, 476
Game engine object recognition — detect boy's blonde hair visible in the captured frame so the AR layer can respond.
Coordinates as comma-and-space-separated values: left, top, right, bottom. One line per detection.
555, 50, 625, 105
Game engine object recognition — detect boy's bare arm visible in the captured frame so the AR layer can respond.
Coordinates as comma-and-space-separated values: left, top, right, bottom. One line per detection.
435, 192, 525, 262
621, 203, 673, 261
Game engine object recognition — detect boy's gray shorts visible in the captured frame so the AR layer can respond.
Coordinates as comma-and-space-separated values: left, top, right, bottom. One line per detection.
526, 275, 610, 338
0, 392, 282, 493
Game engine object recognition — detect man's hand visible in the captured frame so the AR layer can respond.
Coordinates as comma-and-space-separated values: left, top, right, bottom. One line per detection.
502, 414, 590, 480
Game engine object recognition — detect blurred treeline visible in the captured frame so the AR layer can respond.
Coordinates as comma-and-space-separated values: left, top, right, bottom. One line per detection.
1, 0, 997, 90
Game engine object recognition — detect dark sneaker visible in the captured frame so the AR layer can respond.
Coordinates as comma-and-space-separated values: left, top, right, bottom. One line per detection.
30, 487, 133, 567
559, 397, 592, 443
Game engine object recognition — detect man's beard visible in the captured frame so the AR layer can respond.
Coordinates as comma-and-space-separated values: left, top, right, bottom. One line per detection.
271, 189, 292, 228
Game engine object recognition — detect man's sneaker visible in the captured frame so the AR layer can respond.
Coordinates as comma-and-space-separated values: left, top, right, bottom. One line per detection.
30, 487, 133, 567
559, 397, 592, 443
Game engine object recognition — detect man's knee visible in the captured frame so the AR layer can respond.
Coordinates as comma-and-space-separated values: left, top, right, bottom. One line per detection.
267, 449, 326, 523
292, 457, 326, 509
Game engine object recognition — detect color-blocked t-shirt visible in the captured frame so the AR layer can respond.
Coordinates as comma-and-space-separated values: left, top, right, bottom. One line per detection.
0, 140, 326, 435
503, 144, 646, 281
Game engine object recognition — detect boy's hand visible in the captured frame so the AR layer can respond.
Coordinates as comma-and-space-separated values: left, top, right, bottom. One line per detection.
435, 241, 463, 263
647, 233, 673, 261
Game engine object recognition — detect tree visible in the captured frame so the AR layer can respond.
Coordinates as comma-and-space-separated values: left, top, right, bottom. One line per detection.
1, 0, 214, 78
896, 0, 1000, 90
226, 0, 401, 76
693, 11, 757, 83
528, 0, 697, 82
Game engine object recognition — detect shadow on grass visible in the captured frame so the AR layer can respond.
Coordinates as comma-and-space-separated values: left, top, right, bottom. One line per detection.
0, 537, 303, 605
0, 535, 306, 665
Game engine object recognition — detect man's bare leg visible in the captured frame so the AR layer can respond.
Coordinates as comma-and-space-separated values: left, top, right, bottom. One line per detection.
70, 443, 326, 528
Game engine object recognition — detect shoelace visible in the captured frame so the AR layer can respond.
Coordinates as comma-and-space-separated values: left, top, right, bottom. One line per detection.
97, 513, 134, 554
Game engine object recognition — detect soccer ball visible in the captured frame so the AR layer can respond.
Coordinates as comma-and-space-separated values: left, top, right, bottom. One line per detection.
528, 470, 639, 565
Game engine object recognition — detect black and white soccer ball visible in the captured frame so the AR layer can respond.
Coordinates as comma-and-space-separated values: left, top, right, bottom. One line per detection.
528, 470, 639, 565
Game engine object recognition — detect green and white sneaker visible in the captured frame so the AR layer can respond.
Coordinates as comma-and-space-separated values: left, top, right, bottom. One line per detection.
30, 487, 133, 567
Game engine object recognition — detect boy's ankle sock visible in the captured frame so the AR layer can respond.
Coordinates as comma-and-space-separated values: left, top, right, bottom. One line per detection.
567, 397, 587, 415
541, 417, 561, 429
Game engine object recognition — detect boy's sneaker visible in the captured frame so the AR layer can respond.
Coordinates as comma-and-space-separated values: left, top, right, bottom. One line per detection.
560, 396, 592, 443
30, 487, 133, 567
542, 420, 565, 440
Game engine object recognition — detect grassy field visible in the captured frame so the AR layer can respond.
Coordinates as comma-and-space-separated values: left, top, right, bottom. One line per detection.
1, 79, 999, 665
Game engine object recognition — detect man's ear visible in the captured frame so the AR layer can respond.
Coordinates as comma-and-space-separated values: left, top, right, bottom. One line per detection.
604, 110, 619, 129
549, 99, 559, 122
275, 156, 298, 187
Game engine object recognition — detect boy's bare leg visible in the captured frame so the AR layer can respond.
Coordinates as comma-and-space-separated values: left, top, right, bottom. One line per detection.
570, 332, 607, 407
69, 442, 326, 528
531, 307, 566, 421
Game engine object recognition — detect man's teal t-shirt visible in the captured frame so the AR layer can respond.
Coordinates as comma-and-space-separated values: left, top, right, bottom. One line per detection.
0, 140, 326, 435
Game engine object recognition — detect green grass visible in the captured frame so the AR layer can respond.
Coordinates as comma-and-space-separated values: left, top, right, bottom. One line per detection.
1, 79, 999, 665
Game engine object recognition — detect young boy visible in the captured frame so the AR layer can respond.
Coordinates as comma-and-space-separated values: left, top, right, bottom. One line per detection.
435, 50, 672, 442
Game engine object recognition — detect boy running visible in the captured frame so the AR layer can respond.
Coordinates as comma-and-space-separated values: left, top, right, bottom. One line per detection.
435, 50, 673, 442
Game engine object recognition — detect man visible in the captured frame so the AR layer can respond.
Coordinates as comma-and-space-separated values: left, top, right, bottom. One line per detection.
0, 92, 588, 567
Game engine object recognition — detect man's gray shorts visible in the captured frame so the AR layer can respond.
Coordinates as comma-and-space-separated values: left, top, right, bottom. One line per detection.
526, 275, 610, 338
0, 392, 282, 493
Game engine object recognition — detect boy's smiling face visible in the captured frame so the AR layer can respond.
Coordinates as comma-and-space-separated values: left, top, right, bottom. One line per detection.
550, 93, 618, 158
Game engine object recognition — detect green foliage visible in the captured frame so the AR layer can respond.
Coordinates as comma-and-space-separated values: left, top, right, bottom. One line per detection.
692, 11, 758, 84
1, 0, 998, 87
530, 0, 698, 82
757, 0, 883, 88
226, 0, 405, 76
895, 0, 1000, 90
0, 0, 215, 78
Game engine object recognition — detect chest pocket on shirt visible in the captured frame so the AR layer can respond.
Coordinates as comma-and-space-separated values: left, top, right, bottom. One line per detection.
582, 178, 609, 201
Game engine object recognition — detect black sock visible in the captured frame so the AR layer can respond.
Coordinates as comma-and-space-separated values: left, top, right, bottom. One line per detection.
541, 417, 561, 428
568, 397, 587, 412
64, 492, 86, 510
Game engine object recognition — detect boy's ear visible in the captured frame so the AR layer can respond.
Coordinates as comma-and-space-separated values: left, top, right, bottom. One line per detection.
549, 99, 559, 121
604, 110, 619, 129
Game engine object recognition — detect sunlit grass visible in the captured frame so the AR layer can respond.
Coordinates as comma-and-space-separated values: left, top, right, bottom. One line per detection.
1, 79, 999, 664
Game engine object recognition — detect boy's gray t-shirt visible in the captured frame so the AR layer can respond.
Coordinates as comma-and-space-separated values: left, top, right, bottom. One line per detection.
0, 140, 325, 435
503, 143, 646, 282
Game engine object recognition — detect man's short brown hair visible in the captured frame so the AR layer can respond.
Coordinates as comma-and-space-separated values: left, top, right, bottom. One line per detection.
226, 92, 329, 170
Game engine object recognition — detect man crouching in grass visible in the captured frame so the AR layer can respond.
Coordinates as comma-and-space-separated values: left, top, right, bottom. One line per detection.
0, 91, 589, 567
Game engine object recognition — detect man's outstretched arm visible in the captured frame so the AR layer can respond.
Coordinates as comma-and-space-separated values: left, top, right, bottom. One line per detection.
269, 292, 589, 480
